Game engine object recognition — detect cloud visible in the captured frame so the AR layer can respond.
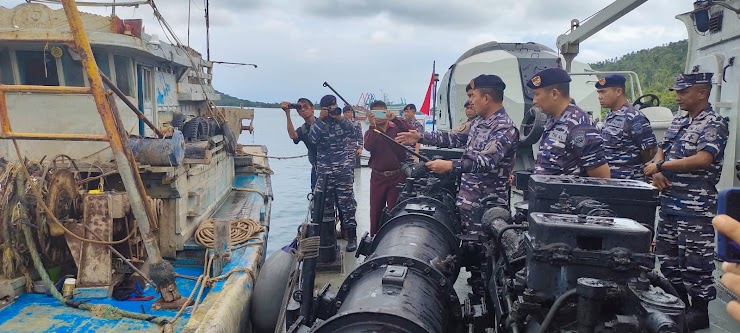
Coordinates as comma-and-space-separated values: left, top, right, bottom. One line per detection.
3, 0, 693, 104
302, 0, 493, 29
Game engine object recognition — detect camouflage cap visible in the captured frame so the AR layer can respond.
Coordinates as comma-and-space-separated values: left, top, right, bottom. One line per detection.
669, 73, 713, 91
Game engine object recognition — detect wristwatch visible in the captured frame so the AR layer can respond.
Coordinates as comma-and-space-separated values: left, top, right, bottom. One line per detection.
656, 160, 665, 172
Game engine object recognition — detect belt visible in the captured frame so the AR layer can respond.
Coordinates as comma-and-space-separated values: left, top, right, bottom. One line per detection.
372, 169, 401, 177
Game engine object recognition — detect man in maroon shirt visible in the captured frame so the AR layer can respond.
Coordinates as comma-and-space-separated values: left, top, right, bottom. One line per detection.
364, 100, 411, 235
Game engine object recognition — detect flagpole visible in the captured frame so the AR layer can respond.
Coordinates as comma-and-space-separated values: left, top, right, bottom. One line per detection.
431, 61, 437, 132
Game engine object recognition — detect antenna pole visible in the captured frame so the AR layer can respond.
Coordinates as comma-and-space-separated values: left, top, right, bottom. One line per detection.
205, 0, 210, 61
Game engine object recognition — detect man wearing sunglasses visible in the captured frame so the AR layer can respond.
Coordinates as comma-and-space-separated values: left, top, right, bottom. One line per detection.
282, 98, 318, 188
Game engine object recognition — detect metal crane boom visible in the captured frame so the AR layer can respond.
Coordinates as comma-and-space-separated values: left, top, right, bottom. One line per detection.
556, 0, 649, 72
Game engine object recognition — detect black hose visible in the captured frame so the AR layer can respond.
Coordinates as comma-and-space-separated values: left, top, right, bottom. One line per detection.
537, 288, 578, 333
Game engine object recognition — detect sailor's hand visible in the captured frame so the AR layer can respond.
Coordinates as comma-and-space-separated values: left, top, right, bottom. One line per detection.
281, 101, 290, 112
425, 159, 453, 174
713, 214, 740, 323
395, 130, 421, 145
319, 108, 329, 120
357, 148, 363, 156
385, 110, 394, 119
650, 172, 671, 190
644, 162, 658, 176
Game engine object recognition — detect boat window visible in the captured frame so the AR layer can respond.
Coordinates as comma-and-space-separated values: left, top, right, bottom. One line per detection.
113, 55, 133, 96
61, 49, 85, 87
0, 49, 12, 84
16, 50, 59, 86
93, 51, 111, 78
140, 67, 153, 103
93, 51, 111, 89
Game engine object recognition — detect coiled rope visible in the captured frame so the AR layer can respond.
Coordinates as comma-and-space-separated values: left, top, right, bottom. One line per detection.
297, 235, 320, 260
193, 218, 264, 248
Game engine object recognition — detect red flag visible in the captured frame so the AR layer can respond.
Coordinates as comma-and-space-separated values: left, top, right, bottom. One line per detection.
419, 70, 434, 116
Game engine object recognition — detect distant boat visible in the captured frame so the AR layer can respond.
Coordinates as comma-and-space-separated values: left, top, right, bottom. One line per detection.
357, 92, 407, 114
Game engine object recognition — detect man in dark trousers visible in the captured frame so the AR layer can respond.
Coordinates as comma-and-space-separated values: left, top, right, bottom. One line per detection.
282, 98, 318, 189
644, 73, 728, 330
364, 100, 410, 235
310, 95, 360, 251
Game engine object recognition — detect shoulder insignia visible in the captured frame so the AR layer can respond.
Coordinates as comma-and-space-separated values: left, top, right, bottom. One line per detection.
704, 126, 718, 142
573, 131, 586, 148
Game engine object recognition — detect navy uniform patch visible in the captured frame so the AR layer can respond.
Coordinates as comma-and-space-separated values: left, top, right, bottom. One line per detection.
482, 139, 498, 155
550, 124, 568, 142
573, 131, 586, 148
631, 121, 644, 134
704, 127, 718, 142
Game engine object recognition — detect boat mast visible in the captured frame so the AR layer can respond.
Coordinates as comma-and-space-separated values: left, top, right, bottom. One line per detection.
205, 0, 210, 61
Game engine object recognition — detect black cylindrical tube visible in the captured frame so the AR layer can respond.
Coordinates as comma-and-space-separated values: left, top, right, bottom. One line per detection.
300, 223, 320, 322
313, 194, 461, 333
318, 206, 337, 263
312, 264, 450, 333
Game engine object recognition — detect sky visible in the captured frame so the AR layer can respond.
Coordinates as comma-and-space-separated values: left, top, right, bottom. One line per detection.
5, 0, 691, 104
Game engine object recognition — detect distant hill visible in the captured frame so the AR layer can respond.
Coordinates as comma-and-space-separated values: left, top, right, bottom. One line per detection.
590, 39, 688, 112
215, 90, 280, 108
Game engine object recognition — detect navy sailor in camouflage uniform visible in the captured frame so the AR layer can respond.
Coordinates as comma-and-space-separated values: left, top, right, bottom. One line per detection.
452, 101, 477, 134
396, 74, 519, 292
310, 95, 360, 252
401, 104, 424, 161
644, 73, 729, 331
343, 105, 364, 168
529, 67, 611, 178
396, 74, 519, 233
596, 74, 658, 180
402, 103, 425, 133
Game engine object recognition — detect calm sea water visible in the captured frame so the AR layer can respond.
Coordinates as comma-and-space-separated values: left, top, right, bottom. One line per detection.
237, 108, 373, 255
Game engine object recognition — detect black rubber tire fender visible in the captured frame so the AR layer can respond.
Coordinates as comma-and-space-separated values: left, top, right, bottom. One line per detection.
519, 106, 547, 146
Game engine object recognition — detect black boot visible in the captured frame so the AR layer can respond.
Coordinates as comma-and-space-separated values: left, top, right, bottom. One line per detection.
345, 227, 357, 252
686, 299, 709, 331
672, 283, 690, 308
